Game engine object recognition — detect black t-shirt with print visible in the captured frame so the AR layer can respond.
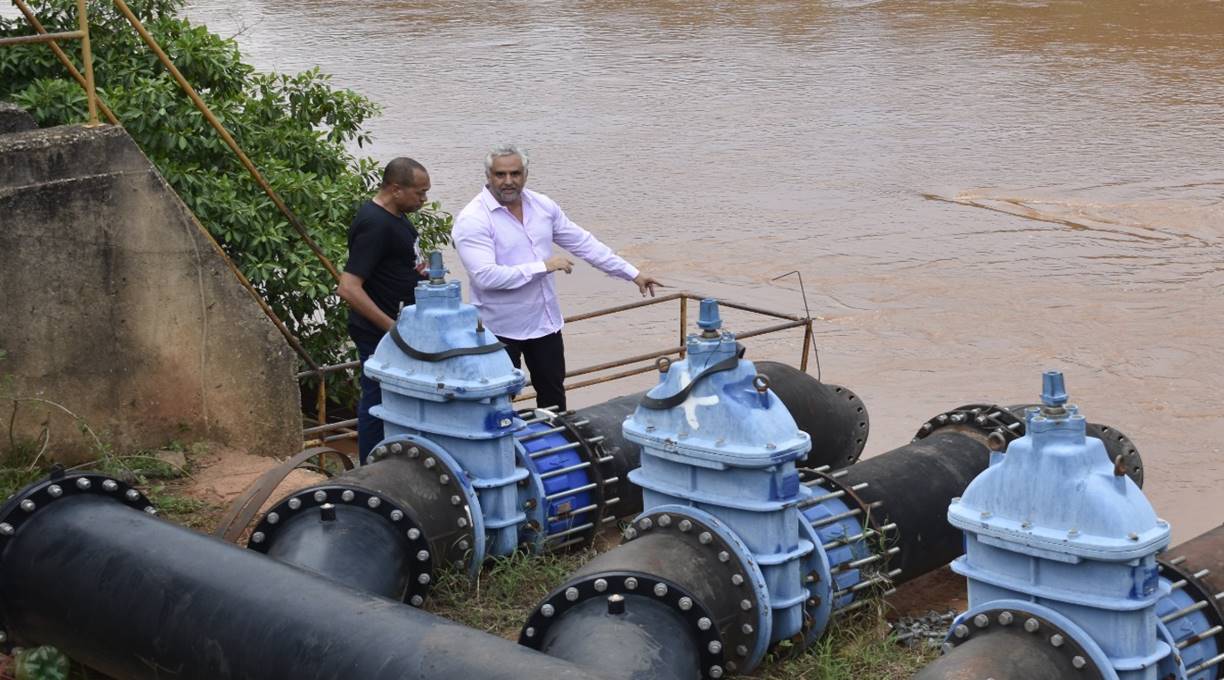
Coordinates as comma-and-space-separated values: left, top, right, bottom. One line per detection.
344, 200, 422, 343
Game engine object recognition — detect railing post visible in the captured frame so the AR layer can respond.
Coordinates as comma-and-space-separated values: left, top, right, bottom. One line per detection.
316, 378, 327, 427
678, 296, 688, 358
75, 0, 98, 126
800, 319, 813, 373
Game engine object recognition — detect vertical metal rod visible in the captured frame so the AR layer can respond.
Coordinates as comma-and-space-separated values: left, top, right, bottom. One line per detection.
678, 296, 688, 358
800, 319, 813, 372
316, 380, 327, 427
108, 0, 342, 282
12, 0, 119, 125
75, 0, 98, 126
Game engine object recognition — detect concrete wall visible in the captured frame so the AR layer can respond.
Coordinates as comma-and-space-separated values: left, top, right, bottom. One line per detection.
0, 121, 301, 459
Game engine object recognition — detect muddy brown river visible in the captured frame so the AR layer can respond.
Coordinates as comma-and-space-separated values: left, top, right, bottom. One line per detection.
178, 0, 1224, 541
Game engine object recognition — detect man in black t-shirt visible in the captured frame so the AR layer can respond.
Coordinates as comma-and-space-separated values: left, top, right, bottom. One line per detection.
337, 157, 431, 463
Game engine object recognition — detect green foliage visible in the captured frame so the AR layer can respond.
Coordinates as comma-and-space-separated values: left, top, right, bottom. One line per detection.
14, 646, 70, 680
0, 0, 444, 404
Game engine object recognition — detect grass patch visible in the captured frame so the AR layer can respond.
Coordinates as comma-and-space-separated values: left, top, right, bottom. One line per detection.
426, 548, 596, 638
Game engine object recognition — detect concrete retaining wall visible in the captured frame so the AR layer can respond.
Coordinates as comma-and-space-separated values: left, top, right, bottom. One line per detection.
0, 120, 301, 459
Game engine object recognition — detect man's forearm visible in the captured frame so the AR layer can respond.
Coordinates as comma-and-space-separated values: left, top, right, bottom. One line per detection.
338, 274, 395, 332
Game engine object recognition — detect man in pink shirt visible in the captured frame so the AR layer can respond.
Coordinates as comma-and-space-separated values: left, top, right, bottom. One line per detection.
453, 144, 663, 411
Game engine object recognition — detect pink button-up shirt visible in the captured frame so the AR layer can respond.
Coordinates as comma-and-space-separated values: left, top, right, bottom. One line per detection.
452, 187, 639, 340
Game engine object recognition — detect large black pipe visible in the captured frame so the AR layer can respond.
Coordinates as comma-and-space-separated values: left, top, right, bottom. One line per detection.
913, 625, 1086, 680
0, 474, 606, 680
540, 594, 703, 680
575, 361, 869, 517
838, 430, 992, 584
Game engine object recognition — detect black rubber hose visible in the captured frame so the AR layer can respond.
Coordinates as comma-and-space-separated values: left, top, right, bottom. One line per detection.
263, 502, 411, 600
575, 363, 869, 518
837, 430, 991, 585
540, 594, 703, 680
0, 490, 606, 680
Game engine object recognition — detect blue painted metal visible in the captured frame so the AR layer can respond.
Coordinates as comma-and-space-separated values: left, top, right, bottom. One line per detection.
365, 254, 526, 562
365, 254, 612, 566
1155, 575, 1221, 680
624, 299, 883, 669
947, 370, 1176, 680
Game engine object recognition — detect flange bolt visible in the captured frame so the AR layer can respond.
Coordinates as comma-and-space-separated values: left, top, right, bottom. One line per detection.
607, 593, 626, 615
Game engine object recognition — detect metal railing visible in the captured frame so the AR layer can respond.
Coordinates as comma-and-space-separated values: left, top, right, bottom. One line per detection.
300, 292, 816, 445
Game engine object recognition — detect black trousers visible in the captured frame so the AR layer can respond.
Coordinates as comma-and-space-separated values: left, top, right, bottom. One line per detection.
498, 331, 566, 411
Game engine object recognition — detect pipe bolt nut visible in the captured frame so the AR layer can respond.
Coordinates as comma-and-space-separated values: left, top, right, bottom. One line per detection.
288, 498, 302, 510
953, 624, 969, 639
1050, 634, 1064, 648
740, 599, 752, 611
731, 574, 744, 586
266, 512, 280, 525
709, 666, 723, 679
418, 573, 431, 585
102, 480, 118, 492
653, 583, 668, 597
736, 645, 748, 657
47, 484, 63, 498
541, 604, 555, 618
439, 474, 450, 485
408, 528, 421, 539
718, 551, 730, 563
973, 614, 989, 629
525, 627, 536, 638
367, 497, 381, 509
341, 490, 355, 502
410, 595, 424, 606
1072, 656, 1087, 669
408, 447, 420, 458
390, 510, 404, 522
313, 490, 327, 503
251, 531, 265, 544
416, 550, 430, 562
699, 532, 713, 544
708, 641, 722, 654
594, 579, 608, 592
1024, 618, 1040, 633
998, 611, 1014, 626
390, 442, 402, 454
697, 617, 712, 631
624, 577, 638, 590
0, 523, 13, 536
20, 500, 35, 513
658, 514, 671, 527
678, 597, 693, 611
638, 518, 653, 530
76, 477, 92, 490
457, 517, 468, 528
741, 623, 754, 635
565, 587, 580, 601
678, 519, 692, 532
424, 458, 436, 469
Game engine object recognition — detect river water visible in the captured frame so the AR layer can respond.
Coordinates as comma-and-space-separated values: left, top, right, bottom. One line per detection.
177, 0, 1224, 541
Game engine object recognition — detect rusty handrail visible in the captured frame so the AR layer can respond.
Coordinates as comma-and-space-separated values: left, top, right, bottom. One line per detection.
10, 0, 118, 125
0, 0, 97, 126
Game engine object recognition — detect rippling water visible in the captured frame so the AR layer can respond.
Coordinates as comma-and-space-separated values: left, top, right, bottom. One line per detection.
174, 0, 1224, 539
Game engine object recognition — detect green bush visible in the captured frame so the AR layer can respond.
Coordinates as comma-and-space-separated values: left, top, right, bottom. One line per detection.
0, 0, 451, 405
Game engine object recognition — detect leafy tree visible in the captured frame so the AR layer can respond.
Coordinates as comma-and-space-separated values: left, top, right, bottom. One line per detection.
0, 0, 452, 406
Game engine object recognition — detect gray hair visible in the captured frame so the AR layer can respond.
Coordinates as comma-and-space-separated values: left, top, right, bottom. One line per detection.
484, 144, 530, 173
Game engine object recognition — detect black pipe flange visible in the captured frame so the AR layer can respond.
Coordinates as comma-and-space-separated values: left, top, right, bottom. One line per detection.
625, 510, 767, 673
913, 403, 1026, 446
520, 572, 728, 679
364, 437, 479, 568
933, 608, 1105, 680
0, 471, 154, 652
248, 483, 434, 606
